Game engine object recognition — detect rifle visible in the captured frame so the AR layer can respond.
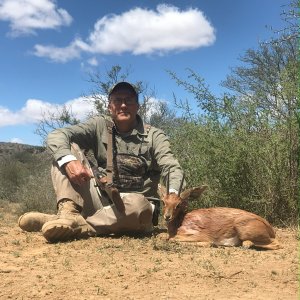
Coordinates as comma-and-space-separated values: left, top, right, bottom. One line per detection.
88, 162, 125, 213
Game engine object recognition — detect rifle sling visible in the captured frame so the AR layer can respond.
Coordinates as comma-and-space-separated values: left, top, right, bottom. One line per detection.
105, 119, 114, 185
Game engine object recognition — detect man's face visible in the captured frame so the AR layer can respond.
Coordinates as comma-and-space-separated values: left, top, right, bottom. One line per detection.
108, 89, 139, 124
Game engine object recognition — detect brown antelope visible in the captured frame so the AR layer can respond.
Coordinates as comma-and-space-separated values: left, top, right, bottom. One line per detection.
159, 174, 281, 250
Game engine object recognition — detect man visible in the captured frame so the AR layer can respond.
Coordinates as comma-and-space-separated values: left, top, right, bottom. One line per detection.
18, 81, 185, 243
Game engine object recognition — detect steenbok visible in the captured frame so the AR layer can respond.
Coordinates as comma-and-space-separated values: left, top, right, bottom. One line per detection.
159, 175, 281, 250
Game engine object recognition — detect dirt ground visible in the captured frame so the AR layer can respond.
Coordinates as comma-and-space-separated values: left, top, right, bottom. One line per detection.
0, 201, 298, 300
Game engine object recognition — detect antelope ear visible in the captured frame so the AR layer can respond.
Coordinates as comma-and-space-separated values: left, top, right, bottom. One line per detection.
158, 184, 167, 199
180, 185, 208, 200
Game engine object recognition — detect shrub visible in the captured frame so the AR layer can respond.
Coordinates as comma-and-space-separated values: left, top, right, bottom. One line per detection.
0, 151, 56, 214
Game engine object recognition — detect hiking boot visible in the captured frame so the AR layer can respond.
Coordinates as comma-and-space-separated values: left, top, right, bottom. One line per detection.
42, 200, 96, 243
18, 212, 58, 232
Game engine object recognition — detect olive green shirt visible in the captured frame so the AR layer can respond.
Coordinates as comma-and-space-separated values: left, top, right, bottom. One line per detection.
47, 114, 184, 198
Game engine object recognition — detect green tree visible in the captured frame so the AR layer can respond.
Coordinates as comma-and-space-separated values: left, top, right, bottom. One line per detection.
168, 1, 298, 224
35, 65, 175, 143
35, 105, 80, 144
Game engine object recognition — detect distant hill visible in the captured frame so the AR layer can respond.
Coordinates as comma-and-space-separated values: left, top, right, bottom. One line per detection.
0, 142, 45, 158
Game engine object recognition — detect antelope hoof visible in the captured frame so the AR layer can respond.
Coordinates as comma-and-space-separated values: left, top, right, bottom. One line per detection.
242, 240, 254, 249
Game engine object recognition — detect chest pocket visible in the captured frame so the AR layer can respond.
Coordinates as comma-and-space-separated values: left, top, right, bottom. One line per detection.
113, 153, 148, 192
112, 124, 151, 192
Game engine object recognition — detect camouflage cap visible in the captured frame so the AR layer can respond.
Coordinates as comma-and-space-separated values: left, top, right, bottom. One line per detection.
108, 82, 138, 97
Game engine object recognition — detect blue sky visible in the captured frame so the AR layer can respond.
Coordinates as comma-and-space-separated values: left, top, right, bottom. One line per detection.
0, 0, 289, 146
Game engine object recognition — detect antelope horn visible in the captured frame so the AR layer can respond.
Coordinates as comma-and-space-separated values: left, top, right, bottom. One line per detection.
166, 169, 170, 195
178, 174, 185, 196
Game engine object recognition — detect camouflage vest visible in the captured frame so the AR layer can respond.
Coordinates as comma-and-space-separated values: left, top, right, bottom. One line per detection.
106, 119, 151, 192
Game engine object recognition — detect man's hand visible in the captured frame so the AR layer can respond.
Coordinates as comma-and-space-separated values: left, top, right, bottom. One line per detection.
96, 176, 108, 190
64, 160, 93, 186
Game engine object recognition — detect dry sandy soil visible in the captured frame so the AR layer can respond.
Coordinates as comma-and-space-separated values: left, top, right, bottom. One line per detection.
0, 201, 298, 300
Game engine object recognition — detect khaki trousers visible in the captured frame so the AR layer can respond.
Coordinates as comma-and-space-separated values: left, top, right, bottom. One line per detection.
51, 143, 153, 234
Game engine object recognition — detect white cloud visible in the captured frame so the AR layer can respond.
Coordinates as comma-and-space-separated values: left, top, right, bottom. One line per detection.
143, 97, 163, 120
33, 4, 216, 62
0, 0, 72, 36
0, 97, 97, 127
87, 57, 99, 67
64, 97, 98, 120
33, 39, 83, 62
10, 137, 24, 143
